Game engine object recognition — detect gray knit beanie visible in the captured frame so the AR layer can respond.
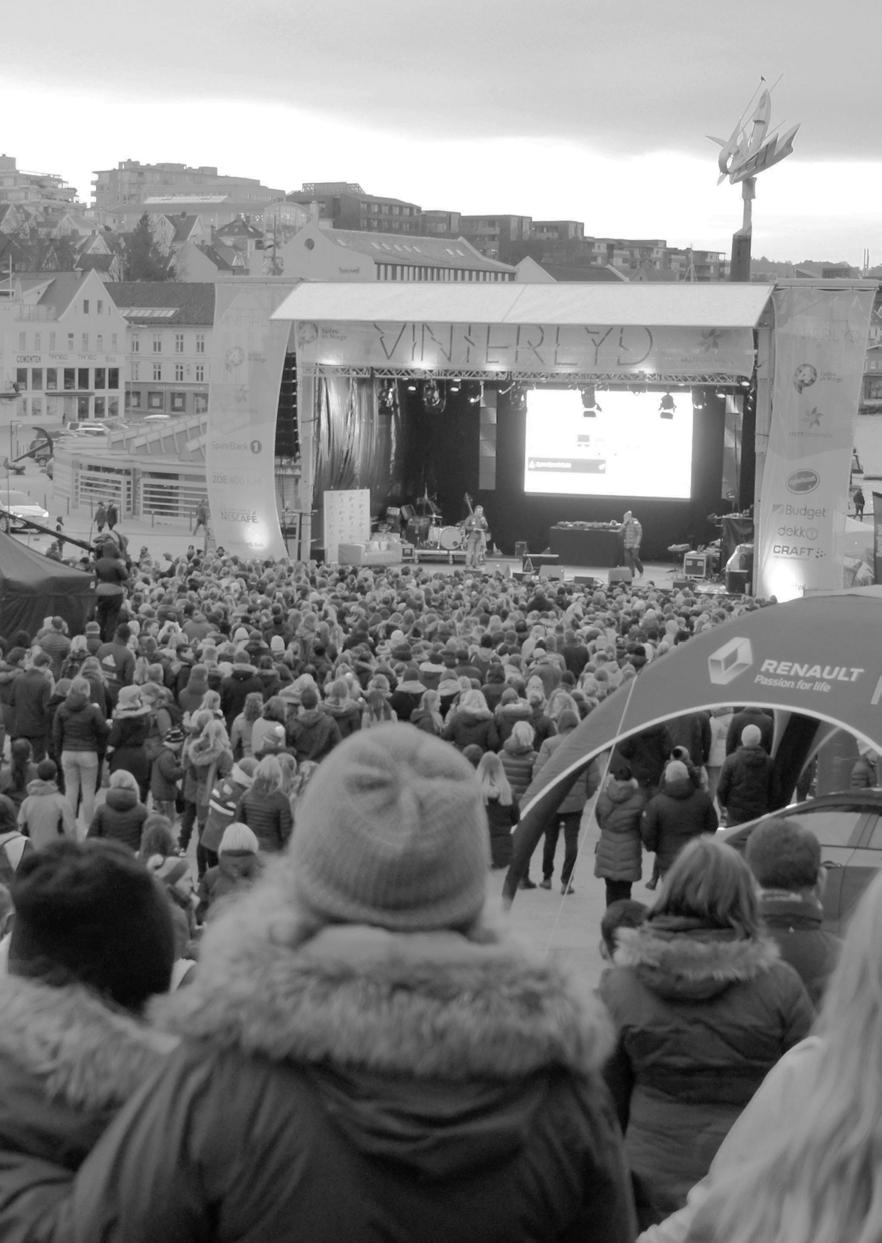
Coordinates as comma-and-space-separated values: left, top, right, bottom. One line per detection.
291, 723, 489, 931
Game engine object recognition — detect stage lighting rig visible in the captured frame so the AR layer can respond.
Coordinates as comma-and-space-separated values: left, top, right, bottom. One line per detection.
659, 392, 676, 419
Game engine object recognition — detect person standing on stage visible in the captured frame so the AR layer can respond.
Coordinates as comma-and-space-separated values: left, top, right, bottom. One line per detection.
463, 504, 489, 569
622, 510, 644, 578
853, 486, 865, 521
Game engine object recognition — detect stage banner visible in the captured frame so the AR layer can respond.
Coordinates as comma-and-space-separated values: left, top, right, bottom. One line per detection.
874, 493, 882, 584
206, 282, 295, 560
755, 285, 875, 601
295, 320, 755, 379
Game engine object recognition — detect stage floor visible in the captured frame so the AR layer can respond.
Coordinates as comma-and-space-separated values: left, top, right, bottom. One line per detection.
398, 555, 735, 594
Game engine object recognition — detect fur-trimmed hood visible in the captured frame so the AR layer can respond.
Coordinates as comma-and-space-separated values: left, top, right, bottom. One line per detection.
0, 975, 177, 1116
150, 866, 612, 1084
614, 916, 781, 1001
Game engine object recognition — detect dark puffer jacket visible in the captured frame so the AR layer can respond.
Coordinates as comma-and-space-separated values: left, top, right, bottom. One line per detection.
498, 737, 537, 799
594, 776, 646, 882
600, 917, 812, 1228
52, 907, 637, 1243
87, 786, 148, 852
236, 787, 293, 853
441, 708, 500, 754
52, 690, 108, 755
485, 793, 519, 868
640, 775, 718, 873
286, 709, 341, 764
716, 744, 778, 825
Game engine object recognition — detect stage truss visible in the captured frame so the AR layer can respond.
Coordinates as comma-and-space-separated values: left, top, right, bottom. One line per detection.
303, 364, 753, 388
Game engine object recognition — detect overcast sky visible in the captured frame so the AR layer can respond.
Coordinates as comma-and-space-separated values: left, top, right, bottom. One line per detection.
5, 0, 882, 264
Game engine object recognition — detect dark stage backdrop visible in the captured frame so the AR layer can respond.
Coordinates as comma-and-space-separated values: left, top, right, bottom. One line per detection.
399, 387, 730, 558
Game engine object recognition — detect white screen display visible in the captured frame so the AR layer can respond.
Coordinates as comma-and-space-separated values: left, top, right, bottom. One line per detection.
523, 388, 695, 500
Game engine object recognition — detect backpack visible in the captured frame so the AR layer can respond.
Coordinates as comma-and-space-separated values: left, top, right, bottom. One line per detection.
0, 831, 33, 885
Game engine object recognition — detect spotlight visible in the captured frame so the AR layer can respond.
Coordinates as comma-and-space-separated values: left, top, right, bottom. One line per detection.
691, 387, 706, 411
659, 393, 676, 419
406, 380, 418, 392
581, 385, 601, 417
468, 382, 484, 405
448, 377, 461, 393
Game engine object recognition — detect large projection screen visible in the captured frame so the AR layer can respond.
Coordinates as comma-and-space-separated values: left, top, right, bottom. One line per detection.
523, 388, 694, 499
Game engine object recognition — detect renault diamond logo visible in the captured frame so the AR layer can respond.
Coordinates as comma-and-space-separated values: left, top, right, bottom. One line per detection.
708, 637, 753, 686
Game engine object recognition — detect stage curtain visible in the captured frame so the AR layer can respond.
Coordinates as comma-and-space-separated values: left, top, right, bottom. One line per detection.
313, 375, 404, 504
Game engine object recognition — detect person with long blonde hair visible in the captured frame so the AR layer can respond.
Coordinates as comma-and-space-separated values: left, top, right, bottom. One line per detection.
475, 751, 518, 868
600, 835, 812, 1230
645, 867, 882, 1243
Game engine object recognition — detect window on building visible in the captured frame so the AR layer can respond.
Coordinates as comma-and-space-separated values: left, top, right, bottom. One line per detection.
31, 368, 42, 390
81, 334, 88, 352
127, 390, 142, 409
94, 368, 106, 389
77, 368, 89, 390
195, 334, 205, 354
132, 334, 140, 353
34, 333, 41, 351
18, 332, 26, 350
174, 363, 184, 382
15, 368, 28, 390
148, 392, 164, 410
67, 334, 75, 351
94, 397, 105, 417
171, 392, 186, 412
108, 397, 119, 418
46, 368, 57, 391
132, 362, 140, 382
77, 396, 89, 418
175, 333, 184, 353
194, 392, 208, 413
195, 364, 205, 382
49, 333, 56, 351
97, 299, 103, 315
83, 299, 90, 314
153, 363, 162, 381
96, 334, 103, 351
31, 398, 42, 418
108, 368, 119, 389
111, 334, 118, 352
152, 335, 162, 353
64, 369, 75, 391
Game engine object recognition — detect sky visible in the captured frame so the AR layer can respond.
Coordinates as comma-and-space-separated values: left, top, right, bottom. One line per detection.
5, 0, 882, 264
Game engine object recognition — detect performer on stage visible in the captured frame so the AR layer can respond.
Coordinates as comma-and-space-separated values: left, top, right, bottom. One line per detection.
621, 510, 644, 578
463, 504, 489, 569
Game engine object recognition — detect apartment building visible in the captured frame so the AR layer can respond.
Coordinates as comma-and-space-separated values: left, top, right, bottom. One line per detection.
105, 282, 214, 420
459, 215, 533, 260
92, 161, 284, 214
287, 183, 422, 235
279, 222, 516, 282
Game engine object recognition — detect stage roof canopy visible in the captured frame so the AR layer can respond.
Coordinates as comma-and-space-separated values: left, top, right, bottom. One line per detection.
273, 281, 775, 329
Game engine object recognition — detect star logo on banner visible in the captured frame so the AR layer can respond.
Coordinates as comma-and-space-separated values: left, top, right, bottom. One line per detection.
698, 328, 723, 354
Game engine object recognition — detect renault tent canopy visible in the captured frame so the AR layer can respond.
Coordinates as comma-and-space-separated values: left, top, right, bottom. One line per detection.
0, 533, 94, 639
503, 587, 882, 901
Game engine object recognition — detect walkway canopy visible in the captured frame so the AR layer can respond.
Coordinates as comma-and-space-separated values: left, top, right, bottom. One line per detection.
503, 587, 882, 901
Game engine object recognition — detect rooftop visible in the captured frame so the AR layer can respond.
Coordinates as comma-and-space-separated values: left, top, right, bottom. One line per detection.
105, 282, 215, 325
318, 227, 516, 273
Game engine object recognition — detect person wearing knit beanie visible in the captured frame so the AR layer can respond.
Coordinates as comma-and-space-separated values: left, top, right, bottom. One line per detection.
196, 822, 262, 924
9, 839, 174, 1012
638, 755, 719, 879
717, 720, 779, 827
291, 724, 489, 931
50, 722, 634, 1242
741, 724, 763, 749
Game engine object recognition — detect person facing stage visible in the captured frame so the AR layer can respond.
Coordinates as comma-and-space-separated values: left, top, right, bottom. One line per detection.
463, 505, 489, 569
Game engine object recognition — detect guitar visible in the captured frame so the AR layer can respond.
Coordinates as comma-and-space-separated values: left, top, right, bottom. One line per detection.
462, 493, 490, 551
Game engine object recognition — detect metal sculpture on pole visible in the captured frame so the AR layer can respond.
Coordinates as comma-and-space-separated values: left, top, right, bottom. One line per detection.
709, 78, 800, 280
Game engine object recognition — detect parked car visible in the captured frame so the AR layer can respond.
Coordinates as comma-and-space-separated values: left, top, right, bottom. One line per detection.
719, 789, 882, 934
0, 488, 50, 531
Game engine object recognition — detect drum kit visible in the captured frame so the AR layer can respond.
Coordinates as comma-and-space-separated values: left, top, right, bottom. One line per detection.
403, 515, 465, 551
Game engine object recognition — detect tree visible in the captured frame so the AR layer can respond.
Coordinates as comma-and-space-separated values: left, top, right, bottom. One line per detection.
123, 214, 173, 281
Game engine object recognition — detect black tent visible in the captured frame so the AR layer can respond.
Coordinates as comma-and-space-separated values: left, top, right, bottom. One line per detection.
0, 533, 94, 640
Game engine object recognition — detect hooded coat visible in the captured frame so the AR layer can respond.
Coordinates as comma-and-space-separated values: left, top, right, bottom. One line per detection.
0, 976, 175, 1235
599, 918, 813, 1227
640, 776, 718, 873
594, 776, 646, 882
57, 882, 637, 1243
52, 689, 108, 755
716, 745, 777, 826
220, 665, 264, 728
441, 706, 500, 754
196, 850, 262, 921
87, 786, 148, 853
499, 735, 537, 800
286, 708, 341, 764
17, 778, 76, 850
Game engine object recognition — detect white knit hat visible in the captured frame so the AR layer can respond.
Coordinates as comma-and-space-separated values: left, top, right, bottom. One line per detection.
290, 724, 489, 931
220, 822, 259, 854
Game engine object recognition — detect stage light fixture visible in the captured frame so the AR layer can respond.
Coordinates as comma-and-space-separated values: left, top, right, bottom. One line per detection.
691, 387, 706, 411
448, 377, 461, 393
468, 382, 484, 405
406, 380, 418, 392
659, 393, 676, 419
581, 385, 601, 417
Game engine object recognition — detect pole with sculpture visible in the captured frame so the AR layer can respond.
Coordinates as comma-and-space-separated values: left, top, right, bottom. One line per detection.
709, 77, 800, 280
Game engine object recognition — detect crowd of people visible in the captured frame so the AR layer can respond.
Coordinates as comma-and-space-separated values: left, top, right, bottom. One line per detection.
0, 537, 870, 1241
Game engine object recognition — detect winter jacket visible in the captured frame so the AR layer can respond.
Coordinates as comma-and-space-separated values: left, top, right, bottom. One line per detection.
387, 679, 425, 723
716, 745, 778, 825
757, 890, 841, 1009
600, 917, 813, 1227
34, 628, 71, 679
18, 778, 75, 849
485, 794, 519, 867
0, 661, 22, 730
320, 699, 362, 739
10, 668, 52, 740
189, 743, 233, 812
666, 712, 712, 768
149, 747, 184, 803
87, 787, 148, 852
220, 666, 264, 728
499, 737, 537, 800
850, 754, 878, 788
0, 975, 175, 1235
201, 767, 254, 855
107, 716, 151, 795
640, 777, 718, 873
594, 776, 646, 882
442, 708, 500, 754
615, 725, 673, 792
533, 733, 600, 815
52, 691, 108, 755
286, 709, 341, 764
0, 762, 38, 812
408, 707, 442, 735
236, 787, 293, 853
725, 708, 774, 756
196, 850, 262, 921
59, 914, 637, 1243
494, 697, 534, 746
95, 642, 135, 699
